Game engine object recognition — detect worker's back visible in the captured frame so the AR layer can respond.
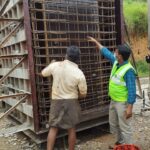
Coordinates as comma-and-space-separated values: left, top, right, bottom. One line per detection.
50, 60, 87, 99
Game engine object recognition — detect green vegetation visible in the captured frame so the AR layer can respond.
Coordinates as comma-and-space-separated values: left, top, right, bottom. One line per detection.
124, 0, 148, 36
135, 60, 149, 77
125, 0, 147, 2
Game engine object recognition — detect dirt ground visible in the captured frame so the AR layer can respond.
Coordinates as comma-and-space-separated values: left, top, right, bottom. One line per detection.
130, 36, 149, 60
0, 78, 150, 150
0, 113, 39, 150
74, 78, 150, 150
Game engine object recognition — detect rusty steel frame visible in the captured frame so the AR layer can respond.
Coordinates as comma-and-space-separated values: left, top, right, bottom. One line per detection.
23, 0, 40, 132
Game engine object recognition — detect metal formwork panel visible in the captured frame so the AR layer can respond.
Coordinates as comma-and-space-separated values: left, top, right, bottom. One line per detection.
29, 0, 119, 131
0, 0, 36, 131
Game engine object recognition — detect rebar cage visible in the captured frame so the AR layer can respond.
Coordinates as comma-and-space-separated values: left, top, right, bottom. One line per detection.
29, 0, 117, 130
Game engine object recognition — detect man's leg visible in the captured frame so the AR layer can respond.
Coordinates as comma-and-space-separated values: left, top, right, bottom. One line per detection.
116, 102, 133, 144
47, 127, 58, 150
109, 101, 124, 144
68, 128, 76, 150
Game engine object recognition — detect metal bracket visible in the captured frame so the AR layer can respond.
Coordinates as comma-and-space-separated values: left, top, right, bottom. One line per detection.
0, 94, 29, 120
0, 22, 23, 48
0, 53, 28, 59
0, 0, 9, 16
0, 17, 23, 22
0, 55, 27, 85
0, 93, 30, 101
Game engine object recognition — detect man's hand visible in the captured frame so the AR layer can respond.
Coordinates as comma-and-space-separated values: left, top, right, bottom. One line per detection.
87, 36, 97, 43
78, 93, 86, 99
87, 36, 103, 50
125, 104, 133, 119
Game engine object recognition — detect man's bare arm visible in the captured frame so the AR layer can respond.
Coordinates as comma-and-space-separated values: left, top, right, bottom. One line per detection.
41, 60, 56, 77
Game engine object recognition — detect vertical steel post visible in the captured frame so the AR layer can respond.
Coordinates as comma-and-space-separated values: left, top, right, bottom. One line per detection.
115, 0, 124, 45
23, 0, 40, 132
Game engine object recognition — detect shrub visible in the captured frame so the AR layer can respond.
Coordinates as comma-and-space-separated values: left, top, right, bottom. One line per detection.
135, 60, 149, 77
124, 1, 148, 36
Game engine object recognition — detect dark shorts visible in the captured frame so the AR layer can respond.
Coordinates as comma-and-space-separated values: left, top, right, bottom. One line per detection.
49, 99, 81, 129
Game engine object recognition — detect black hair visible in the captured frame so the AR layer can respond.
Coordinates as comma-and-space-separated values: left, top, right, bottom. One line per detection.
66, 46, 80, 63
117, 43, 131, 61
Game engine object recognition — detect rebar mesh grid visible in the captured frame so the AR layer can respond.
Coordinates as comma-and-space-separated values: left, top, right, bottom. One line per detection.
29, 0, 116, 129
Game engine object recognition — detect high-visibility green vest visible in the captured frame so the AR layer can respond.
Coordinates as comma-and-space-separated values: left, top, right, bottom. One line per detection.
109, 61, 135, 102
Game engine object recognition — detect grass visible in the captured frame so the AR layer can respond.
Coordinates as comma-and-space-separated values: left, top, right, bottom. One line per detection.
135, 60, 150, 77
123, 0, 148, 36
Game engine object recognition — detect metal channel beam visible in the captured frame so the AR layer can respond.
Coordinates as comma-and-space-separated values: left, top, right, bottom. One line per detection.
23, 0, 40, 132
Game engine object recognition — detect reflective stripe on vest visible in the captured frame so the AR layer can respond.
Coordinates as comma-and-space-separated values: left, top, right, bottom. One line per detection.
110, 64, 134, 86
111, 76, 126, 86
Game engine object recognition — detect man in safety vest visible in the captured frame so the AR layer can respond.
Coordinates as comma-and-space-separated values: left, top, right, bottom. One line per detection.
87, 36, 136, 147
